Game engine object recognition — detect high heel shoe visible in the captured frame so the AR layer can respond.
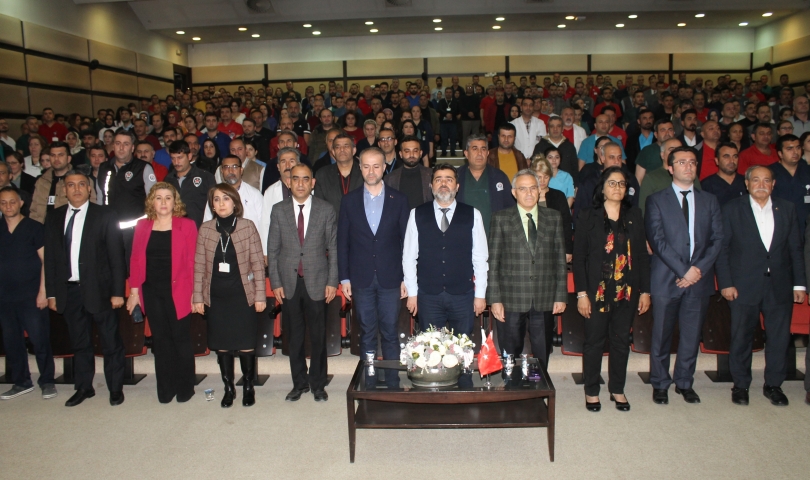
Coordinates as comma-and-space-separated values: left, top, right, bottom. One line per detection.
585, 398, 601, 412
610, 393, 631, 411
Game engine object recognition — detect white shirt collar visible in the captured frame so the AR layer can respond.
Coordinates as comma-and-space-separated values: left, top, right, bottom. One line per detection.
749, 195, 772, 212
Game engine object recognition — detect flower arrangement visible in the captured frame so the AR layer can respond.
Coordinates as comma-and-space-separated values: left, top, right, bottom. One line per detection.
400, 326, 475, 372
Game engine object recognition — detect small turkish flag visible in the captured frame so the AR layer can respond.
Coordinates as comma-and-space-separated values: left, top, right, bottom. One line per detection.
478, 329, 502, 377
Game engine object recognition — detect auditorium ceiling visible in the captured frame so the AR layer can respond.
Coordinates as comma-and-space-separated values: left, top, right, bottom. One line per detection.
73, 0, 808, 43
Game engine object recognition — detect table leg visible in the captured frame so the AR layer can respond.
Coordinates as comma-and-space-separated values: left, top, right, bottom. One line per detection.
347, 396, 356, 462
547, 394, 555, 462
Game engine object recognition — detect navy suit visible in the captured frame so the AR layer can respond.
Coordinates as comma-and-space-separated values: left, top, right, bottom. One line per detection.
645, 186, 723, 390
337, 185, 409, 361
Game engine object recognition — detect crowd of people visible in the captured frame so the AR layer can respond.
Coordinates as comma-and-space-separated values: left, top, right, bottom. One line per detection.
1, 71, 810, 413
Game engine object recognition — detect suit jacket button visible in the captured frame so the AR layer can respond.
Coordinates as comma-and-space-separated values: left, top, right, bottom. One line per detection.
532, 261, 535, 264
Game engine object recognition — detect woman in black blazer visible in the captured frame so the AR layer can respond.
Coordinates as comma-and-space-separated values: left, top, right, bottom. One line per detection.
573, 166, 651, 412
531, 155, 573, 261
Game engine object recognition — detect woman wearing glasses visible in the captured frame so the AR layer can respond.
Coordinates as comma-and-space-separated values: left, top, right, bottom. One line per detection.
573, 167, 650, 412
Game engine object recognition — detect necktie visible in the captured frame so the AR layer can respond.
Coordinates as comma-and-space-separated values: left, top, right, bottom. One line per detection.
65, 208, 80, 278
297, 204, 305, 277
680, 191, 690, 227
440, 208, 450, 232
527, 212, 537, 249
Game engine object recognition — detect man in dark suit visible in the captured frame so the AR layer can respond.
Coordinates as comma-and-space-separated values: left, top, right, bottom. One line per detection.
488, 169, 567, 365
314, 132, 362, 216
267, 164, 338, 402
44, 170, 127, 407
717, 166, 806, 406
645, 146, 723, 405
338, 148, 410, 366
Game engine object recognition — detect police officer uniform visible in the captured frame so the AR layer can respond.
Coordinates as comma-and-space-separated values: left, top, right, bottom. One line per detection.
164, 163, 216, 228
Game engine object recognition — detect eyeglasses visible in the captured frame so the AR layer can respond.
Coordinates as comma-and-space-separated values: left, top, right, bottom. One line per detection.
606, 180, 628, 188
221, 165, 242, 171
378, 137, 395, 142
673, 159, 697, 168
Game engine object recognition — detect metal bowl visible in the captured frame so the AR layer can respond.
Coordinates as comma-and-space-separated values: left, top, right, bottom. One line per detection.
407, 364, 462, 387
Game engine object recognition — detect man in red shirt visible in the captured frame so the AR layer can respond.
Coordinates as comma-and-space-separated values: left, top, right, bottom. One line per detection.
217, 106, 243, 139
132, 118, 161, 152
698, 120, 721, 180
693, 92, 710, 123
737, 123, 778, 174
597, 106, 627, 147
593, 86, 623, 123
479, 85, 496, 121
37, 107, 68, 143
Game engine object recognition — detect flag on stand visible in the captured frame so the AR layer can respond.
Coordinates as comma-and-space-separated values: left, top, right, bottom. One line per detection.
478, 329, 502, 377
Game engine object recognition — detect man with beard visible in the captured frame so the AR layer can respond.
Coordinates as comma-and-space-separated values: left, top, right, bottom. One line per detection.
240, 118, 270, 163
384, 136, 433, 209
402, 163, 489, 336
487, 123, 527, 183
286, 100, 311, 145
701, 143, 747, 206
199, 113, 231, 161
260, 147, 300, 260
625, 109, 655, 173
634, 118, 676, 184
132, 118, 161, 152
163, 140, 215, 227
769, 134, 810, 233
215, 138, 264, 191
204, 155, 263, 228
678, 109, 702, 148
696, 120, 722, 180
134, 141, 168, 182
337, 148, 409, 375
309, 109, 335, 163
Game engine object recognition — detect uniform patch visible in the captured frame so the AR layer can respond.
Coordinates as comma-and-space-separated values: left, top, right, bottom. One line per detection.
148, 173, 156, 182
628, 187, 635, 196
193, 176, 202, 187
496, 182, 504, 191
125, 171, 134, 181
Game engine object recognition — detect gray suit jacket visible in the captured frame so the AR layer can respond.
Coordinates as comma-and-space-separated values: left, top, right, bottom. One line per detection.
487, 205, 568, 311
313, 161, 363, 217
267, 196, 338, 300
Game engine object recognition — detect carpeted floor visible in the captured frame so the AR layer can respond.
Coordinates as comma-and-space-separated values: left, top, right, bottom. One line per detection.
2, 350, 808, 479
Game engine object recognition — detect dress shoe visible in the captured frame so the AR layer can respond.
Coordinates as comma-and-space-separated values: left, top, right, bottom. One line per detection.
675, 386, 701, 404
731, 387, 749, 406
585, 398, 601, 412
610, 394, 631, 412
763, 385, 789, 406
65, 389, 95, 407
805, 392, 810, 406
285, 386, 310, 402
109, 391, 125, 406
313, 390, 328, 402
652, 388, 669, 405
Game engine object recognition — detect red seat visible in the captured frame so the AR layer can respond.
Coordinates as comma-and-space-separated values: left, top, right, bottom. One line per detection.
791, 301, 810, 335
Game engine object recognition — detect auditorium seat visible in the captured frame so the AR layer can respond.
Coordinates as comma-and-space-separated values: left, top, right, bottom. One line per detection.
280, 282, 346, 358
189, 314, 209, 385
782, 300, 808, 381
237, 279, 280, 386
631, 303, 679, 384
699, 292, 766, 382
89, 282, 146, 385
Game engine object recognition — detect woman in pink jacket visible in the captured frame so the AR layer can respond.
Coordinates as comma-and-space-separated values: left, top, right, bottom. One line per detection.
127, 183, 198, 403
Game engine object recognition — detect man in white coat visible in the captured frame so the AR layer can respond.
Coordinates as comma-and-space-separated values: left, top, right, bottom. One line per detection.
260, 147, 300, 260
510, 97, 547, 159
204, 154, 263, 230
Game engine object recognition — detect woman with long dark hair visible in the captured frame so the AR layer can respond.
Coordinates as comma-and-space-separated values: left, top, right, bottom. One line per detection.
198, 138, 221, 174
573, 166, 650, 412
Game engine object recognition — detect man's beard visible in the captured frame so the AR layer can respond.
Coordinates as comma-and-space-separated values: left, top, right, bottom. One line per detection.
432, 186, 455, 204
225, 175, 238, 185
402, 155, 420, 168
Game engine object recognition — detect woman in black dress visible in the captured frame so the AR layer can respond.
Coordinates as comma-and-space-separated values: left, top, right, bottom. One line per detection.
193, 184, 266, 408
573, 167, 651, 412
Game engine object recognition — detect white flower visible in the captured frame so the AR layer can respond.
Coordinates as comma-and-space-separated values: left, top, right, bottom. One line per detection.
415, 356, 427, 368
442, 355, 459, 368
427, 351, 442, 367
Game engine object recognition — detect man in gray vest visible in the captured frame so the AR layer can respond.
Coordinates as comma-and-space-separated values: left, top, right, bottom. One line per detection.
402, 164, 489, 336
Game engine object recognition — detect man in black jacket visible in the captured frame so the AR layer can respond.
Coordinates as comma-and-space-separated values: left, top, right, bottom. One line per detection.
44, 170, 127, 407
437, 88, 460, 156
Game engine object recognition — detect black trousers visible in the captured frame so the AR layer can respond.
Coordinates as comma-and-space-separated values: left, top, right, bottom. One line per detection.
0, 300, 55, 388
728, 281, 792, 389
143, 285, 195, 403
282, 276, 328, 392
499, 307, 547, 364
583, 301, 634, 396
63, 283, 125, 392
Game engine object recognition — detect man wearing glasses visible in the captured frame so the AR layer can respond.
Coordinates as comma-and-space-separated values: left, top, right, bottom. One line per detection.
645, 146, 723, 405
204, 155, 263, 229
377, 127, 400, 176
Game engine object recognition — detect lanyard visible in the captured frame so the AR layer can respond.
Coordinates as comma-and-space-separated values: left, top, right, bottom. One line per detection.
339, 172, 351, 195
217, 217, 236, 254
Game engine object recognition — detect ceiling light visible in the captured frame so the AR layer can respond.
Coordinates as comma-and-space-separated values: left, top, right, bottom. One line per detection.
739, 22, 748, 26
762, 12, 773, 17
433, 19, 441, 23
365, 21, 374, 25
557, 24, 566, 28
628, 15, 637, 19
192, 37, 201, 41
565, 16, 575, 20
303, 24, 312, 28
238, 27, 247, 31
616, 24, 624, 28
251, 34, 260, 38
434, 27, 443, 31
677, 23, 686, 27
312, 31, 321, 35
176, 30, 185, 34
695, 13, 705, 18
370, 29, 378, 33
496, 17, 505, 21
492, 25, 501, 29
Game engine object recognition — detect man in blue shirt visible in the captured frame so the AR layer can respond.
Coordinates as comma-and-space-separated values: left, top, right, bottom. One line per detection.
769, 134, 810, 233
577, 114, 626, 170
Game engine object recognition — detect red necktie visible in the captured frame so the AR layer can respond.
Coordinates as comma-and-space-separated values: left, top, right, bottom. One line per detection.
297, 204, 305, 277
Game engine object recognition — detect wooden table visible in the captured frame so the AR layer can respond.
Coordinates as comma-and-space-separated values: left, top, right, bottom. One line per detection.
346, 359, 555, 462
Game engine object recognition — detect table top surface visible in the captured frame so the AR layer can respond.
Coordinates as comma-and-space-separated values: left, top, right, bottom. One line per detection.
348, 359, 555, 396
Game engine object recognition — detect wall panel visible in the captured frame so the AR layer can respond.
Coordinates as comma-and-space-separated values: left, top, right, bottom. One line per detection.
0, 84, 30, 114
23, 22, 87, 61
138, 77, 173, 99
136, 53, 173, 80
91, 69, 138, 96
773, 35, 810, 65
268, 61, 342, 80
29, 88, 92, 116
0, 14, 23, 46
753, 47, 773, 69
0, 50, 27, 81
510, 55, 588, 73
347, 58, 421, 78
428, 56, 504, 75
773, 61, 810, 87
591, 54, 668, 72
89, 40, 137, 72
26, 56, 90, 90
194, 65, 263, 84
673, 53, 749, 71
